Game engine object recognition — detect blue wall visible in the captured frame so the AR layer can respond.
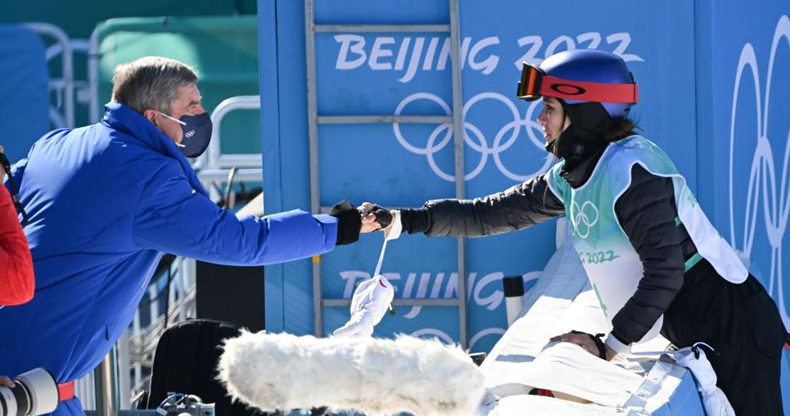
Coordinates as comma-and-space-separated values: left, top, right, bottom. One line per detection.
258, 0, 790, 354
0, 25, 49, 164
696, 1, 790, 330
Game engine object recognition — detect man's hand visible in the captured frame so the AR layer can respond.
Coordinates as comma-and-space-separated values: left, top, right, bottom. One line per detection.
0, 375, 14, 388
550, 331, 617, 361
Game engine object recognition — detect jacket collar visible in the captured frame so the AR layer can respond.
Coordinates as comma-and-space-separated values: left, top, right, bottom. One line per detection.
102, 102, 208, 197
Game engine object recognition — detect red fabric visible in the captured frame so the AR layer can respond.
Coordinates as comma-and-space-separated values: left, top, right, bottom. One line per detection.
58, 381, 75, 401
0, 185, 34, 305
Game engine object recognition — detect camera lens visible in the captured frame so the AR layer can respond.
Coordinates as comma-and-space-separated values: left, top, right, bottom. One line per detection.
0, 368, 58, 416
0, 380, 30, 416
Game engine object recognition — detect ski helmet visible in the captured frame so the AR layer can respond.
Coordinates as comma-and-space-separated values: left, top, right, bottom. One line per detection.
517, 50, 638, 119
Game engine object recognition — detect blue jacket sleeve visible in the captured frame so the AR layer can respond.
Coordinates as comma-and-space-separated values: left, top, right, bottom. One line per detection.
132, 163, 337, 266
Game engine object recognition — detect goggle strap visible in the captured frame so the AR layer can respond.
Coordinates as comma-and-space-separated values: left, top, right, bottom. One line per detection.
540, 75, 638, 104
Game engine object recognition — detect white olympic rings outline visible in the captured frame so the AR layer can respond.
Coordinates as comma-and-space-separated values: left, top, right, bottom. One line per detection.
410, 328, 455, 344
729, 15, 790, 328
569, 200, 599, 239
393, 92, 551, 182
410, 327, 506, 351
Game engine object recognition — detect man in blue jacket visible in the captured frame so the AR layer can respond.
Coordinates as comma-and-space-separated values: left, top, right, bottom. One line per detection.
0, 56, 362, 416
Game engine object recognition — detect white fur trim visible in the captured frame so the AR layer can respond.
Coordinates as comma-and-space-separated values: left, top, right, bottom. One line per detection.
218, 331, 485, 416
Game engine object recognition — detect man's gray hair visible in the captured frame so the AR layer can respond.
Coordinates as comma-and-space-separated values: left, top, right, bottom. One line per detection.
111, 56, 198, 114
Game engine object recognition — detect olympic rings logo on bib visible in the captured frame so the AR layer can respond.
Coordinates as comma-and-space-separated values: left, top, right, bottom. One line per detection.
570, 200, 599, 239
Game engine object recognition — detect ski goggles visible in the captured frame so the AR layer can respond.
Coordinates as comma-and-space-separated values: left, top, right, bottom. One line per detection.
516, 62, 638, 104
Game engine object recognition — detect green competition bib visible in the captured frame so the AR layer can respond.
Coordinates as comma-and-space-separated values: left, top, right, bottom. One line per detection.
547, 135, 747, 343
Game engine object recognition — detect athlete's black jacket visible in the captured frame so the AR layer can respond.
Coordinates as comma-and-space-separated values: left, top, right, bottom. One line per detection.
398, 148, 699, 346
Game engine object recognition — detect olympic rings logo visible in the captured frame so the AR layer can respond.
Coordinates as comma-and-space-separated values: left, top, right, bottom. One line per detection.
569, 200, 599, 239
392, 92, 550, 182
410, 327, 506, 351
728, 15, 790, 328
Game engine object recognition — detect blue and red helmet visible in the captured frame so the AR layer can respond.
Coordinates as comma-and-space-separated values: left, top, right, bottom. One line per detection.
517, 50, 638, 119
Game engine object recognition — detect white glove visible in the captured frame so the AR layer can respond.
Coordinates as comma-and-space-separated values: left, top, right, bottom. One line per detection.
675, 344, 735, 416
333, 275, 395, 338
383, 210, 402, 241
474, 388, 498, 416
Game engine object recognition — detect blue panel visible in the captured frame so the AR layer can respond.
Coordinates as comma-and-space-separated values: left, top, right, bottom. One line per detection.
260, 0, 697, 350
258, 0, 285, 333
313, 1, 448, 25
318, 124, 455, 205
260, 0, 316, 334
667, 372, 706, 415
697, 2, 790, 334
261, 0, 790, 362
315, 32, 453, 115
0, 25, 49, 164
649, 371, 705, 415
258, 0, 790, 408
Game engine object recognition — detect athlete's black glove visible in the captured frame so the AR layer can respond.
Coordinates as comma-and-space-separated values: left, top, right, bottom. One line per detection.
360, 203, 393, 229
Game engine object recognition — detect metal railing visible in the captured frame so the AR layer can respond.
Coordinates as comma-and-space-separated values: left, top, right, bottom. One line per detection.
196, 95, 262, 171
87, 26, 101, 124
193, 95, 263, 201
26, 22, 76, 129
75, 257, 198, 412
